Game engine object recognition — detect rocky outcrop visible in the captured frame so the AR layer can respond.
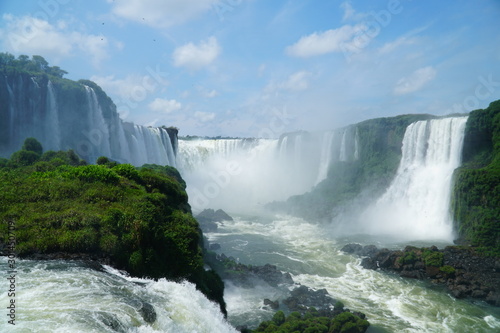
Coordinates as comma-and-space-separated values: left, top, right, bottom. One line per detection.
209, 253, 294, 288
342, 244, 500, 306
196, 208, 233, 232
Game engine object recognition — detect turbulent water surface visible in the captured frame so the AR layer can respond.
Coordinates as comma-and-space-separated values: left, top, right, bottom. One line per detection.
205, 213, 500, 332
0, 259, 236, 333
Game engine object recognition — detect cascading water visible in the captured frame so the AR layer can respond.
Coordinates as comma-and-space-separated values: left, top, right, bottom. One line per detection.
84, 85, 113, 159
355, 116, 468, 241
0, 258, 236, 333
45, 81, 61, 151
178, 115, 500, 332
315, 131, 336, 184
176, 127, 360, 212
0, 76, 177, 167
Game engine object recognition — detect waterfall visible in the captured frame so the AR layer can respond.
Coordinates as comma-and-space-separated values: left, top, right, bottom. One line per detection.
360, 117, 468, 241
45, 81, 61, 151
354, 127, 360, 160
84, 85, 112, 159
1, 75, 177, 167
339, 129, 348, 162
315, 131, 335, 184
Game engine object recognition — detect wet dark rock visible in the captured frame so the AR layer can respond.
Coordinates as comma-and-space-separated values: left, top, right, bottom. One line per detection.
342, 244, 500, 306
196, 208, 233, 232
97, 311, 127, 333
209, 243, 221, 251
139, 301, 157, 324
283, 285, 337, 315
263, 298, 279, 309
205, 251, 295, 289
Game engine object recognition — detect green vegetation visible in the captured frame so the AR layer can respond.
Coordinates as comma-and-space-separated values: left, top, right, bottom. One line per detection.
421, 249, 444, 267
0, 53, 67, 78
439, 265, 456, 276
0, 138, 226, 313
398, 250, 418, 265
253, 308, 369, 333
452, 100, 500, 256
285, 114, 435, 221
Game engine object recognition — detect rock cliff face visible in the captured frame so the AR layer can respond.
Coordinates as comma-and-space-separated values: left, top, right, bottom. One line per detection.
0, 72, 177, 166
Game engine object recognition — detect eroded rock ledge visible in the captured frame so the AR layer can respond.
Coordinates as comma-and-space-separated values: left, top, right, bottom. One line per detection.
342, 244, 500, 306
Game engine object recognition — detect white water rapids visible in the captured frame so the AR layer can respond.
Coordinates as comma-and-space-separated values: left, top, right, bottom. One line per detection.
205, 213, 500, 332
0, 258, 237, 333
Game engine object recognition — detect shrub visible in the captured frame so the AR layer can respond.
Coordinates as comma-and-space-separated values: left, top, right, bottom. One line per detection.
398, 251, 418, 265
65, 165, 119, 184
272, 311, 286, 326
422, 249, 444, 267
22, 137, 43, 155
113, 164, 140, 182
439, 265, 456, 276
9, 150, 40, 167
334, 301, 345, 310
96, 156, 110, 165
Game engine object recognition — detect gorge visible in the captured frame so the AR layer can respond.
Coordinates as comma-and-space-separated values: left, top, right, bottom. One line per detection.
0, 56, 499, 332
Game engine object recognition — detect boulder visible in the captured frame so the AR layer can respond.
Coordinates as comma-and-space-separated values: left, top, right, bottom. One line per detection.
196, 208, 234, 232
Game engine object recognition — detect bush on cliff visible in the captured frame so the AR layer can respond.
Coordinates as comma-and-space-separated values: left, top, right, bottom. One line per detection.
452, 100, 500, 256
0, 141, 226, 314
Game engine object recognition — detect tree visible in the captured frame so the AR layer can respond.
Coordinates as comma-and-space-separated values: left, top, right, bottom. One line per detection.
9, 150, 40, 167
30, 55, 49, 72
22, 137, 43, 156
47, 65, 68, 78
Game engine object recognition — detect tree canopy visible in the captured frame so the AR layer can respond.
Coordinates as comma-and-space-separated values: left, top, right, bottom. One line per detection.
0, 52, 68, 78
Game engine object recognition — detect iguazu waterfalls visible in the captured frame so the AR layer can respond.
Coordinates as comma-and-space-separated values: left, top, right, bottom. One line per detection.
1, 72, 499, 332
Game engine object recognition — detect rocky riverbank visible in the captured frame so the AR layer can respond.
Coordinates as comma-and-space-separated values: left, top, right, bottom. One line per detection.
342, 244, 500, 306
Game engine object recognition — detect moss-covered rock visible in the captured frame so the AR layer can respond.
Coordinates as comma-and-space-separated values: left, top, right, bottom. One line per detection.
0, 146, 226, 314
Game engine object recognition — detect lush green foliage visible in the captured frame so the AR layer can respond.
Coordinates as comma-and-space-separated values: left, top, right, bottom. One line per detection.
452, 100, 500, 256
22, 137, 44, 155
253, 308, 369, 333
0, 141, 226, 313
0, 53, 68, 78
422, 249, 444, 267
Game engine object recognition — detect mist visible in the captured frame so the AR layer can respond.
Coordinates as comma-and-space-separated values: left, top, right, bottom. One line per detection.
178, 116, 469, 244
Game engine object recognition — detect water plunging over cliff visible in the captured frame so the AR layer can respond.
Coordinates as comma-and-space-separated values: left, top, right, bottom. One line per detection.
0, 74, 177, 166
356, 117, 468, 241
176, 127, 359, 212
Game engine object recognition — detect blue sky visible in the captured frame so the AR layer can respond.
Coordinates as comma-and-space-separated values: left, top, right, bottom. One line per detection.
1, 0, 499, 137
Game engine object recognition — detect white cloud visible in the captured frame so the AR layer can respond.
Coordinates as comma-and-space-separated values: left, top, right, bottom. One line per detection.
0, 14, 110, 66
109, 0, 219, 28
172, 36, 221, 70
393, 66, 437, 95
194, 111, 216, 122
91, 74, 164, 99
285, 24, 367, 58
149, 98, 181, 113
266, 71, 312, 93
